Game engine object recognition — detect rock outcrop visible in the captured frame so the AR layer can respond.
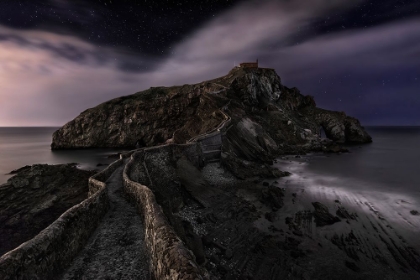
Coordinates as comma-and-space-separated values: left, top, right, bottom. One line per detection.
52, 66, 371, 156
312, 202, 341, 227
222, 118, 278, 162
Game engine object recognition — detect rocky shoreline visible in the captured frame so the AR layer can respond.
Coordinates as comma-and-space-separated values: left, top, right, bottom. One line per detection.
2, 149, 420, 279
125, 146, 420, 279
0, 164, 95, 256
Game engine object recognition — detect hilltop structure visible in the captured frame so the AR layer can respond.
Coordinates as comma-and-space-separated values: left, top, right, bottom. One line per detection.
240, 59, 258, 68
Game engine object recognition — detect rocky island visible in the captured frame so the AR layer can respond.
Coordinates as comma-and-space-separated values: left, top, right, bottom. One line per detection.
2, 66, 419, 280
51, 66, 371, 151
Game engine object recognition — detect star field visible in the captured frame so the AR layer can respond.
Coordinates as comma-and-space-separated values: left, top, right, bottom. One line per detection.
0, 0, 246, 56
0, 0, 419, 126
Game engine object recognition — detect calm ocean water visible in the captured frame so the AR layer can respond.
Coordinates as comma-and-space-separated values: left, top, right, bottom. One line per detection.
268, 126, 420, 193
0, 127, 128, 185
1, 126, 419, 193
306, 126, 420, 193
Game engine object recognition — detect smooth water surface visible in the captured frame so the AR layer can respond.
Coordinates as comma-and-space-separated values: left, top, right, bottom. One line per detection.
306, 126, 420, 193
0, 127, 127, 184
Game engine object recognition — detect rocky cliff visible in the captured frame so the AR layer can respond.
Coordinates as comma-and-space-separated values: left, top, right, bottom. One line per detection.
51, 67, 371, 154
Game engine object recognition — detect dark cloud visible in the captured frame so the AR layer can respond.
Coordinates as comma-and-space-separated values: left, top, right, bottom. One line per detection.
0, 0, 248, 56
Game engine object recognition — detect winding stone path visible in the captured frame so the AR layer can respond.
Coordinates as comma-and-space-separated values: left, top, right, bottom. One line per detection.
60, 165, 150, 280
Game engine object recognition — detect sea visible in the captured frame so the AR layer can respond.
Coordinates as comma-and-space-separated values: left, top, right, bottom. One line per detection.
1, 126, 419, 188
282, 126, 420, 193
0, 127, 128, 185
1, 126, 420, 222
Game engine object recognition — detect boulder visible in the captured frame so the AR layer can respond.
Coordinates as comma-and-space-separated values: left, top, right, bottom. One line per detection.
312, 202, 341, 227
260, 186, 285, 210
410, 210, 419, 216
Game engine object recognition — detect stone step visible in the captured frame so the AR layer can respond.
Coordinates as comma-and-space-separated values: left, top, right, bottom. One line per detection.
203, 149, 221, 155
203, 150, 221, 161
201, 144, 222, 152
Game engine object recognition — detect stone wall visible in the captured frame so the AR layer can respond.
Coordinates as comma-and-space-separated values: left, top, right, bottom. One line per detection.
89, 159, 124, 196
123, 151, 208, 280
0, 159, 123, 280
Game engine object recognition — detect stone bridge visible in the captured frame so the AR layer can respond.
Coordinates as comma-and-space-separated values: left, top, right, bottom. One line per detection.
0, 107, 231, 280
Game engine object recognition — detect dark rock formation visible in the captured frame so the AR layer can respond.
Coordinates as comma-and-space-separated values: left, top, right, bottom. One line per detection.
222, 117, 278, 162
336, 206, 358, 220
345, 260, 361, 272
322, 143, 350, 153
312, 202, 341, 227
7, 165, 31, 175
309, 108, 372, 144
52, 67, 371, 156
220, 152, 289, 179
260, 185, 285, 211
0, 164, 95, 256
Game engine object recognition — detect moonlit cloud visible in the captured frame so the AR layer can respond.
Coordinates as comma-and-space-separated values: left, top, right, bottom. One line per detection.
0, 0, 418, 126
0, 27, 147, 126
151, 0, 365, 84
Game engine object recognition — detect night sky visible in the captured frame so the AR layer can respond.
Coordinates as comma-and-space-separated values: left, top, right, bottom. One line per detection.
0, 0, 419, 126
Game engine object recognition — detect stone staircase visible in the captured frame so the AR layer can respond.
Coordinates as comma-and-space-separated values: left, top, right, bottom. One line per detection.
202, 149, 221, 163
199, 133, 222, 164
188, 105, 231, 164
